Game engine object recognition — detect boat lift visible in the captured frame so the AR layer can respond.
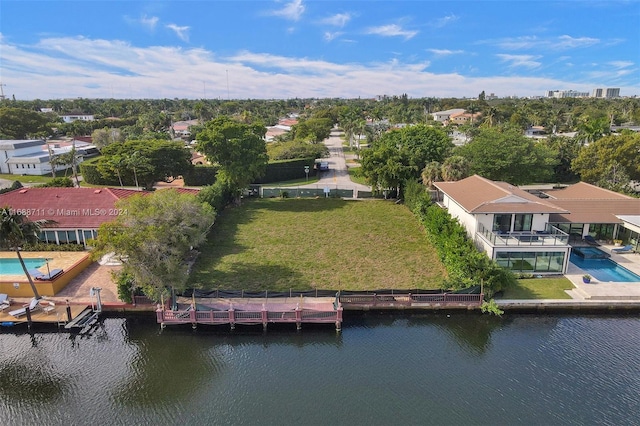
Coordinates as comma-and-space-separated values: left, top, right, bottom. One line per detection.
65, 287, 102, 334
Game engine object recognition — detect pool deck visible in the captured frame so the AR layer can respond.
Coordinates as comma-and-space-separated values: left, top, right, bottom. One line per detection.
564, 244, 640, 300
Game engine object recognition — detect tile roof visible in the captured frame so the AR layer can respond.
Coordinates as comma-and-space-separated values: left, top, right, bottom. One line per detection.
543, 181, 633, 200
434, 175, 568, 214
0, 187, 199, 229
543, 182, 640, 223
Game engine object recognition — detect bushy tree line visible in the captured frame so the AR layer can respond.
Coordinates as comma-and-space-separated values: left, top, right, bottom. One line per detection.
404, 179, 516, 297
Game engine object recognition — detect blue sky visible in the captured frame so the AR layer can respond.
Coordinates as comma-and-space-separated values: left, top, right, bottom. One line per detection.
1, 0, 638, 100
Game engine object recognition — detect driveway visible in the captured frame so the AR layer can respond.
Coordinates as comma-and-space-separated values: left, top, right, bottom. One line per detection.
299, 129, 371, 192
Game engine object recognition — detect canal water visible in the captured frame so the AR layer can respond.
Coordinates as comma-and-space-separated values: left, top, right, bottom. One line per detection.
1, 313, 639, 425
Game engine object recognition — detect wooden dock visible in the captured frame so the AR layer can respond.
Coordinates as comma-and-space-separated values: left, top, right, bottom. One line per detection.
157, 297, 343, 331
0, 302, 88, 327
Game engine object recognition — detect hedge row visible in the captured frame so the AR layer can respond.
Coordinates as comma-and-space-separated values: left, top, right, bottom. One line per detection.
404, 179, 515, 297
254, 158, 317, 184
183, 166, 218, 186
79, 159, 123, 186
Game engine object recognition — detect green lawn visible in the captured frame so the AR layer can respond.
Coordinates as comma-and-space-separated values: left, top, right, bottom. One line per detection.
498, 277, 574, 299
347, 168, 368, 185
0, 173, 54, 185
189, 198, 446, 291
267, 176, 321, 186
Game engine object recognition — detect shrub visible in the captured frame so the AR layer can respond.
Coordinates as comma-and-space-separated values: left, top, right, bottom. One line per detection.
183, 165, 218, 186
22, 242, 85, 251
407, 189, 516, 296
0, 180, 23, 194
113, 270, 135, 304
37, 177, 74, 187
197, 180, 235, 213
253, 158, 317, 184
80, 159, 121, 186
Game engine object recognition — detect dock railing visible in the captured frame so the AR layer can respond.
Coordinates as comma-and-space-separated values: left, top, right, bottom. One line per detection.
156, 303, 344, 330
339, 292, 483, 308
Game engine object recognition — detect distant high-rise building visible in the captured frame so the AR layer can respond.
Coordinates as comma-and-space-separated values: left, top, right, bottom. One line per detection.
591, 88, 620, 98
546, 90, 589, 98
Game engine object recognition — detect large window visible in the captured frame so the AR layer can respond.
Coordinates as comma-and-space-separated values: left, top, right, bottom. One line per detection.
495, 251, 566, 273
589, 224, 615, 240
513, 214, 532, 232
493, 214, 511, 233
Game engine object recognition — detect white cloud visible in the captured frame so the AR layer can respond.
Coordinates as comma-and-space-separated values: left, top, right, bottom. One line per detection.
555, 35, 599, 49
140, 15, 159, 30
365, 24, 418, 40
166, 24, 190, 42
608, 60, 634, 69
124, 14, 159, 30
433, 14, 459, 28
496, 54, 542, 69
428, 49, 464, 56
319, 13, 352, 27
269, 0, 305, 22
1, 36, 638, 100
324, 31, 344, 42
485, 35, 600, 51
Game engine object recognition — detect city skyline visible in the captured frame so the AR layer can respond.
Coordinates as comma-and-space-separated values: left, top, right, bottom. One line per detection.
1, 0, 638, 100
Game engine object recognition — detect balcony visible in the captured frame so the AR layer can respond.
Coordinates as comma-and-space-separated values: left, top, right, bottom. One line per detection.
477, 223, 569, 247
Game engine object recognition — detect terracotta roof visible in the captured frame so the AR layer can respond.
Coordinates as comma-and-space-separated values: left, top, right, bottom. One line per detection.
542, 182, 640, 223
0, 187, 199, 229
548, 200, 640, 223
434, 175, 568, 214
543, 181, 633, 200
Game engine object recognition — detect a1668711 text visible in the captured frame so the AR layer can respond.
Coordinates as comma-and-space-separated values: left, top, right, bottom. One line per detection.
10, 208, 128, 217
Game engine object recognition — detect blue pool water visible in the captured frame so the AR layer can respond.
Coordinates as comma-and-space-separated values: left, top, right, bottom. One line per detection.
0, 258, 47, 275
570, 253, 640, 282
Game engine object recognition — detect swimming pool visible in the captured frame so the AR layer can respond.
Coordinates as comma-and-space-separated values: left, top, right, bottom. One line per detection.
0, 258, 47, 275
570, 253, 640, 282
572, 246, 611, 259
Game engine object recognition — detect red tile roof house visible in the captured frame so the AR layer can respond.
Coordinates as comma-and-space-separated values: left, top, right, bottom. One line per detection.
433, 176, 640, 275
0, 187, 199, 246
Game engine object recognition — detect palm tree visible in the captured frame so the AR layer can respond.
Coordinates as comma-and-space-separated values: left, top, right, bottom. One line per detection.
0, 208, 55, 300
421, 161, 442, 189
441, 156, 470, 181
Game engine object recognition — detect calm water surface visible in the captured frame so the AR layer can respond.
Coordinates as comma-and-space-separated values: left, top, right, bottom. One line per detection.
1, 313, 639, 425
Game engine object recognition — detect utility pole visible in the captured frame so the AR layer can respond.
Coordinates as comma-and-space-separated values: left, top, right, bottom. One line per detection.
0, 83, 6, 101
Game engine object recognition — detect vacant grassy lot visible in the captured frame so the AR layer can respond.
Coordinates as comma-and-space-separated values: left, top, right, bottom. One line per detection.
189, 198, 446, 291
498, 277, 574, 299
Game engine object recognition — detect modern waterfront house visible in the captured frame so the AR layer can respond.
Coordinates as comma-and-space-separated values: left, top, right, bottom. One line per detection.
434, 176, 640, 275
433, 175, 573, 275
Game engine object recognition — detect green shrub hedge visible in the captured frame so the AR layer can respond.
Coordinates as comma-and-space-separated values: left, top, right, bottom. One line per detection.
253, 158, 317, 184
80, 159, 122, 186
404, 179, 515, 297
183, 165, 218, 186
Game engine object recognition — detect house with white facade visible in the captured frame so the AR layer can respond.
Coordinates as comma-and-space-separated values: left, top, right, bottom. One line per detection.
432, 109, 465, 123
1, 140, 50, 175
60, 114, 95, 123
434, 175, 572, 274
1, 139, 93, 176
434, 175, 640, 274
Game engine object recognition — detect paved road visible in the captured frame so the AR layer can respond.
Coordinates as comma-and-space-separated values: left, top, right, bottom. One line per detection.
300, 129, 371, 192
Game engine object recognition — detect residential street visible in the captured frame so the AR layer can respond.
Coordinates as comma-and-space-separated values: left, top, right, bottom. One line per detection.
300, 129, 371, 192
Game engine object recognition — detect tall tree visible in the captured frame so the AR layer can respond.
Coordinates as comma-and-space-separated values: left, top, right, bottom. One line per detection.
572, 133, 640, 190
441, 156, 470, 181
196, 116, 267, 201
0, 107, 52, 139
0, 208, 54, 300
91, 190, 216, 301
455, 127, 557, 184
